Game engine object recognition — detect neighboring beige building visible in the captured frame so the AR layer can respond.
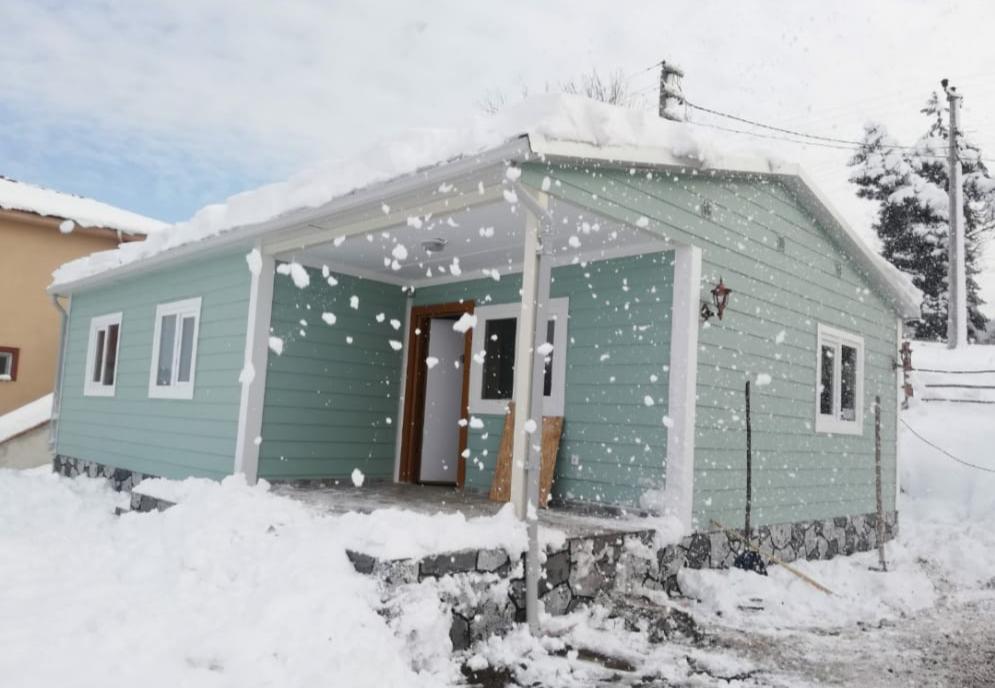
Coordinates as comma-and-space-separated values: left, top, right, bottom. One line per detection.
0, 177, 164, 416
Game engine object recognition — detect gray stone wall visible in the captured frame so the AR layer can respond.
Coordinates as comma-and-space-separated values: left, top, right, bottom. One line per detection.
357, 510, 899, 649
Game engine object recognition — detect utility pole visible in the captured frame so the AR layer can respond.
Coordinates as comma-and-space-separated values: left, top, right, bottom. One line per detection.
659, 61, 685, 121
943, 79, 968, 348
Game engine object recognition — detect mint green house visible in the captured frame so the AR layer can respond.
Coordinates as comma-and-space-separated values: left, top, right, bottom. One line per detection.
48, 98, 918, 539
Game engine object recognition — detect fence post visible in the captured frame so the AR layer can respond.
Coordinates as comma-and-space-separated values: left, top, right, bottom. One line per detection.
874, 395, 888, 571
744, 380, 752, 539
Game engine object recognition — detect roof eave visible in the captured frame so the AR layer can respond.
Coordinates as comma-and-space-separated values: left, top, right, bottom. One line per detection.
49, 137, 534, 295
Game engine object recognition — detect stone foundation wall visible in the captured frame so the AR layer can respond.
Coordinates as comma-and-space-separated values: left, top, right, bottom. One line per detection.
53, 455, 172, 512
357, 510, 899, 649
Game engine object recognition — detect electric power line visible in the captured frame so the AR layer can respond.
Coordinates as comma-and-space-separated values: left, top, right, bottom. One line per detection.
900, 418, 995, 474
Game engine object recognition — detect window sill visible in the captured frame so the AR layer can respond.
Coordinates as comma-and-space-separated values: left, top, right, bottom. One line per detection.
815, 416, 863, 436
83, 386, 116, 397
148, 386, 195, 400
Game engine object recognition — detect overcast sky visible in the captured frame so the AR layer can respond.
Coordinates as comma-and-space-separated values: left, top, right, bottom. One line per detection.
3, 0, 993, 314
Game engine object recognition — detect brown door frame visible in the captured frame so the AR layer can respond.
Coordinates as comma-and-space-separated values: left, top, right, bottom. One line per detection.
398, 300, 475, 487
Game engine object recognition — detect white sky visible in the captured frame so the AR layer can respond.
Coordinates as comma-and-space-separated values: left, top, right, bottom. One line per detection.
3, 0, 994, 314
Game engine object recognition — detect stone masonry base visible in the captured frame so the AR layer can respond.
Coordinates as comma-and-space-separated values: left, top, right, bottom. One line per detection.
54, 454, 899, 649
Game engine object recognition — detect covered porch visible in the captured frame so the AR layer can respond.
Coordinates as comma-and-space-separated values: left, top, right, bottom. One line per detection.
232, 159, 701, 533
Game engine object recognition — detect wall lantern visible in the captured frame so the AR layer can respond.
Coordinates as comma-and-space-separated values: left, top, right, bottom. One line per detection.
701, 278, 733, 322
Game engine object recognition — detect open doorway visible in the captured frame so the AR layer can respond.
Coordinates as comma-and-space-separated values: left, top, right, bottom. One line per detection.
398, 301, 474, 487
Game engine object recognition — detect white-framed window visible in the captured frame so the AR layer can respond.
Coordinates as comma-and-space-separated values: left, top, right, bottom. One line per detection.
84, 313, 122, 396
815, 323, 864, 435
468, 297, 569, 416
148, 297, 202, 400
0, 347, 19, 382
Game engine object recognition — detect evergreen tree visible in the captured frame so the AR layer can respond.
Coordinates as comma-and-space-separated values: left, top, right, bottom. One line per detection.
849, 92, 993, 340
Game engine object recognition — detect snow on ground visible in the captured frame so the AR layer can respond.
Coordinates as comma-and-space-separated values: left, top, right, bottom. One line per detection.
0, 393, 52, 443
0, 470, 459, 687
0, 176, 165, 235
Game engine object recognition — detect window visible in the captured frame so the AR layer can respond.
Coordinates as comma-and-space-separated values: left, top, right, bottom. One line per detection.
84, 315, 122, 396
815, 324, 864, 435
0, 346, 19, 382
148, 297, 202, 399
469, 298, 568, 415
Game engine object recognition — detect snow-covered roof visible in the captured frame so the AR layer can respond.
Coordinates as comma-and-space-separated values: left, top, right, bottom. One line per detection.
0, 176, 165, 236
0, 393, 52, 444
48, 94, 921, 316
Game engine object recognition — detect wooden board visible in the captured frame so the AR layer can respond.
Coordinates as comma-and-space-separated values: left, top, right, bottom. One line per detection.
488, 402, 564, 508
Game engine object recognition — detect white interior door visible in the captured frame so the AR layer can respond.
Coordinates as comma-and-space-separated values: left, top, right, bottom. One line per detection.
418, 318, 464, 483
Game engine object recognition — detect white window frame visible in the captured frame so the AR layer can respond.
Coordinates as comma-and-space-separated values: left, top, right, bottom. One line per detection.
84, 312, 123, 397
468, 297, 569, 416
148, 297, 202, 400
815, 323, 864, 435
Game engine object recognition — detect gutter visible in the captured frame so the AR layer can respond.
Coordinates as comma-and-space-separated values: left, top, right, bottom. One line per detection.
49, 294, 70, 451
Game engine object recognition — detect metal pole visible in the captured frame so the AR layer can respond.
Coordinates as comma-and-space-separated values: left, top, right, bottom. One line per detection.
744, 380, 752, 538
944, 80, 968, 348
874, 395, 888, 571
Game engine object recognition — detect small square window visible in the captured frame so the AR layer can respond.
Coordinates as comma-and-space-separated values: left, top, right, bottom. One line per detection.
149, 297, 202, 400
84, 315, 122, 396
815, 324, 864, 435
0, 347, 19, 381
468, 298, 569, 416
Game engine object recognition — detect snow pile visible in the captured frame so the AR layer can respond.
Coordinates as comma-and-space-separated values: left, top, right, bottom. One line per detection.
0, 176, 165, 235
51, 94, 772, 288
0, 470, 457, 686
0, 393, 52, 443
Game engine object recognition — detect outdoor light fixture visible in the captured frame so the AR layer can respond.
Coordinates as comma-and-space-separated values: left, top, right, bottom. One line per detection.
421, 237, 447, 253
711, 278, 732, 320
701, 277, 733, 322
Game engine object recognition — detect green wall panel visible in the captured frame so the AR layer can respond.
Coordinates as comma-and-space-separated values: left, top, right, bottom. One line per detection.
524, 163, 900, 529
56, 252, 251, 479
257, 264, 406, 480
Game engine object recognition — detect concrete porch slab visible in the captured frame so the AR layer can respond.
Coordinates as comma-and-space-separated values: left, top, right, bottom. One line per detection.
270, 479, 657, 540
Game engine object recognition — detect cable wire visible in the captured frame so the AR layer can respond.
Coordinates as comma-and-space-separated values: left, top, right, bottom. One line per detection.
900, 417, 995, 473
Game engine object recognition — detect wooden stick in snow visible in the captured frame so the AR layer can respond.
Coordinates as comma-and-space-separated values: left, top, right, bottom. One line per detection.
710, 520, 834, 595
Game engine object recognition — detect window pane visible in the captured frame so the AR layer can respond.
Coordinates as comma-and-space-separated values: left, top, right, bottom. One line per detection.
482, 318, 516, 400
543, 320, 555, 397
0, 353, 10, 376
840, 345, 858, 421
819, 345, 834, 415
93, 330, 106, 383
102, 324, 119, 386
157, 314, 176, 386
177, 316, 196, 383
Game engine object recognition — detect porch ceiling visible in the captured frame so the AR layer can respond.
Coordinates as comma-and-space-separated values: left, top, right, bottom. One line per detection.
279, 195, 669, 286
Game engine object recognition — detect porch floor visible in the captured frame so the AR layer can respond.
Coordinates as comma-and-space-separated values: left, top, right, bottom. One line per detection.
271, 480, 656, 540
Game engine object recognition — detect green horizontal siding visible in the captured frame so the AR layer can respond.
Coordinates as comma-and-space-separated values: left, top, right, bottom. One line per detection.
57, 252, 250, 479
525, 163, 899, 529
417, 251, 674, 507
257, 264, 406, 480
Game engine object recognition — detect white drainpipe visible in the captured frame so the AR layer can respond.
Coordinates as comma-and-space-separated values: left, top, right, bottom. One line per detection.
49, 294, 70, 451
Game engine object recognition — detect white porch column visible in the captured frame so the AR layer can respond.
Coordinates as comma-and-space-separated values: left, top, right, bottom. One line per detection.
509, 187, 551, 635
234, 245, 276, 484
662, 244, 702, 532
509, 206, 542, 520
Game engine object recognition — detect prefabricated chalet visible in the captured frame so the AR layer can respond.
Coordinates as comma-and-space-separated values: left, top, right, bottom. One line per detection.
47, 96, 919, 546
